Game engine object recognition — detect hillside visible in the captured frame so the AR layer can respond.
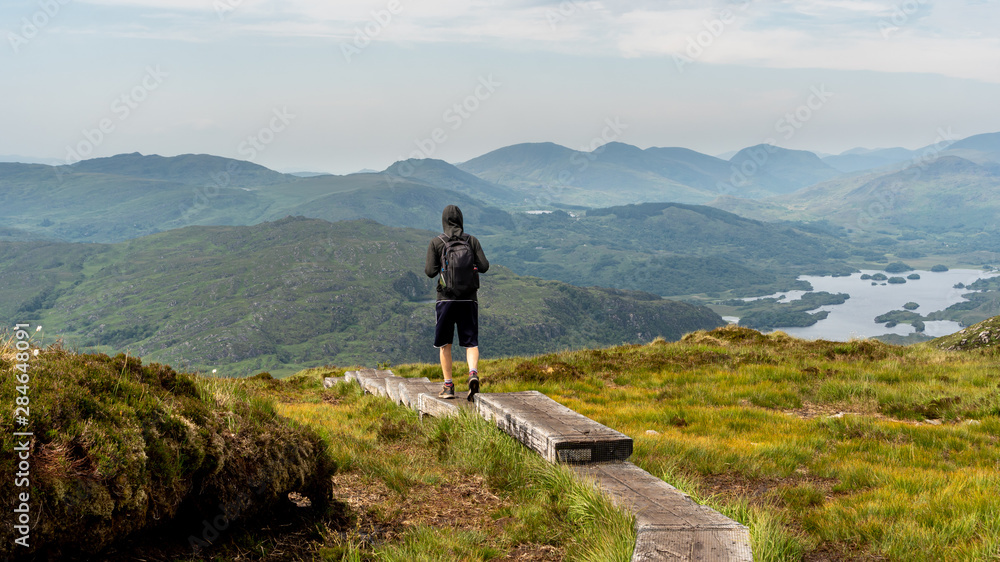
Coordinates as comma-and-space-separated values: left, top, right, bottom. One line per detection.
822, 146, 919, 173
483, 202, 856, 298
68, 152, 295, 187
783, 156, 1000, 238
0, 226, 53, 242
0, 161, 270, 242
931, 314, 1000, 351
457, 142, 724, 206
941, 131, 1000, 163
711, 153, 1000, 264
0, 240, 108, 322
0, 157, 513, 242
458, 141, 852, 207
382, 158, 527, 206
6, 217, 723, 376
727, 145, 842, 195
262, 172, 515, 234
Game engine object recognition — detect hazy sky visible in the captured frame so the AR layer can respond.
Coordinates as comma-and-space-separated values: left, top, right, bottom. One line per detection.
3, 0, 999, 174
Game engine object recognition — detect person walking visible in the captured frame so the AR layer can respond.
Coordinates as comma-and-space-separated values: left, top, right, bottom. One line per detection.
425, 205, 489, 401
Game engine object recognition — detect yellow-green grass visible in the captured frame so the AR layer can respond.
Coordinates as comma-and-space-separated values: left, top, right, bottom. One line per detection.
393, 326, 1000, 561
0, 331, 636, 562
274, 371, 636, 561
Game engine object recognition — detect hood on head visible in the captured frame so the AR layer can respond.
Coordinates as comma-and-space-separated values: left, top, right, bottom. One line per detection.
442, 205, 464, 238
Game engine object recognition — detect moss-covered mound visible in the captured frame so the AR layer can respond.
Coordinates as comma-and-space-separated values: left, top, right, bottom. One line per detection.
932, 315, 1000, 352
0, 347, 334, 559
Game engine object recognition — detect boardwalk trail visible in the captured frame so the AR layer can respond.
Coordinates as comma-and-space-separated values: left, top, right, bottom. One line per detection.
331, 369, 754, 562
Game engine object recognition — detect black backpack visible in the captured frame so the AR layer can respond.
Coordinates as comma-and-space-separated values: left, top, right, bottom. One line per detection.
438, 233, 478, 297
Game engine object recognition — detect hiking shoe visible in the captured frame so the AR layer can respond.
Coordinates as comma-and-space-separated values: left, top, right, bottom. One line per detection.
467, 371, 480, 402
438, 382, 455, 399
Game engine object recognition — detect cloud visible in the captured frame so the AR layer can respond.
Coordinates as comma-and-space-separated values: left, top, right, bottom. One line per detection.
54, 0, 1000, 83
613, 1, 1000, 83
76, 0, 219, 10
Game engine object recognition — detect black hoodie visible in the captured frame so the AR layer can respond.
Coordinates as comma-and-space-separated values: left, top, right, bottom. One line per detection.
424, 205, 490, 301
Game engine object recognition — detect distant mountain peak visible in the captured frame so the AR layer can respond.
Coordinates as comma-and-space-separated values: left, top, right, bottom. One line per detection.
909, 155, 990, 177
383, 157, 452, 174
600, 141, 641, 151
732, 144, 821, 159
947, 131, 1000, 152
65, 152, 294, 187
727, 144, 840, 194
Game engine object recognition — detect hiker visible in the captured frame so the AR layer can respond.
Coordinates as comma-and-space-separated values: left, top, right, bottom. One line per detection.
425, 205, 490, 400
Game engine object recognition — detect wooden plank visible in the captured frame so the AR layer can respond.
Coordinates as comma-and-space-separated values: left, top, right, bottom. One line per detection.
632, 529, 753, 562
571, 462, 743, 531
571, 462, 752, 562
345, 369, 388, 396
398, 379, 438, 409
417, 393, 462, 418
351, 368, 391, 387
475, 391, 633, 464
324, 373, 354, 388
362, 377, 387, 397
383, 375, 411, 404
351, 369, 394, 397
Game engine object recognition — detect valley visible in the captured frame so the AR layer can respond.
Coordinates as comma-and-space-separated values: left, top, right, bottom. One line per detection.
4, 131, 1000, 374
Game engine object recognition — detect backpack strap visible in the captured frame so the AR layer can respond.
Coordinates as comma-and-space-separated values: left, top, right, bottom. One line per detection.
437, 235, 449, 278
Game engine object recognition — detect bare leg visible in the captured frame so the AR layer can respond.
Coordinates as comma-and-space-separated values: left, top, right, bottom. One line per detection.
439, 344, 453, 383
466, 346, 479, 373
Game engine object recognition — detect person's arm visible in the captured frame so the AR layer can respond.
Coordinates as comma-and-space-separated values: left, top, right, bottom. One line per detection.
472, 236, 489, 273
425, 239, 441, 278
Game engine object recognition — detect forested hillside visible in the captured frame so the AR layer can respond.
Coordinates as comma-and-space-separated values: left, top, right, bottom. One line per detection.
4, 217, 723, 375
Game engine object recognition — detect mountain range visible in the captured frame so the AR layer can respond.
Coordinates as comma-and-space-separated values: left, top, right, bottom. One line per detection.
713, 141, 1000, 256
3, 131, 993, 244
5, 130, 1000, 371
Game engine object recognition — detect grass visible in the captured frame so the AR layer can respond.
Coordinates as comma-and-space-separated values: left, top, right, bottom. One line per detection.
273, 371, 636, 561
67, 361, 636, 560
0, 336, 334, 561
10, 322, 1000, 560
393, 325, 1000, 561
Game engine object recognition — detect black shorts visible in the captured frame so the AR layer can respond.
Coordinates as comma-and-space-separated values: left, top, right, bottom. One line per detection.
434, 300, 479, 348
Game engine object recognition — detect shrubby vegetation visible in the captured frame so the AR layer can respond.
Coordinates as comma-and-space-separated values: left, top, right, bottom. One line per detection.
875, 310, 923, 324
0, 341, 333, 560
734, 292, 849, 331
926, 288, 1000, 327
884, 262, 913, 273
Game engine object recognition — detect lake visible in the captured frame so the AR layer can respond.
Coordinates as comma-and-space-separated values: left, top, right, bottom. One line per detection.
736, 269, 998, 341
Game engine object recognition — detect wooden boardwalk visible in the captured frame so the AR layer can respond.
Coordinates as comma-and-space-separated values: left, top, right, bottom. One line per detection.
335, 369, 753, 561
572, 463, 753, 561
477, 391, 633, 464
